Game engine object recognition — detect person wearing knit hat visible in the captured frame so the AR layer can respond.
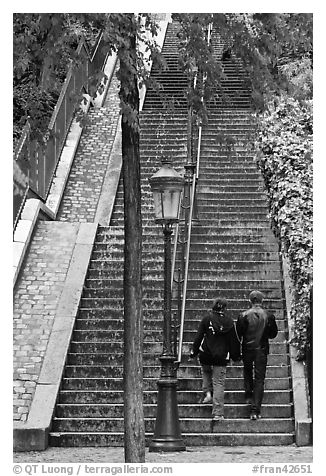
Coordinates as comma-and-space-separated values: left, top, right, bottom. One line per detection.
236, 290, 278, 420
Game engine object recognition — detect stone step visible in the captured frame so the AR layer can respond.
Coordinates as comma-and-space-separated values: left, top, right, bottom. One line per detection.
200, 136, 255, 144
70, 328, 287, 344
197, 205, 269, 214
190, 234, 275, 245
91, 242, 279, 257
68, 341, 288, 355
188, 242, 279, 252
79, 296, 285, 310
67, 352, 289, 367
140, 136, 186, 143
94, 234, 276, 247
74, 317, 287, 332
55, 403, 293, 419
140, 145, 186, 152
57, 388, 292, 405
193, 212, 270, 221
199, 174, 262, 183
186, 279, 283, 290
77, 305, 286, 318
88, 249, 280, 265
190, 225, 274, 235
82, 284, 283, 299
198, 180, 265, 188
51, 417, 294, 434
49, 431, 295, 447
196, 196, 268, 204
197, 187, 265, 195
86, 262, 282, 276
64, 364, 290, 379
90, 243, 277, 258
198, 157, 257, 164
199, 167, 260, 174
61, 377, 291, 392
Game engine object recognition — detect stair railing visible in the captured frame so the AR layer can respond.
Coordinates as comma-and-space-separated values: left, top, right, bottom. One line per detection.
172, 21, 213, 365
13, 31, 108, 229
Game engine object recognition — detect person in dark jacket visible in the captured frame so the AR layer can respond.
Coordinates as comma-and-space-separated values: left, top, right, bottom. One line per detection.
190, 298, 241, 421
236, 290, 278, 420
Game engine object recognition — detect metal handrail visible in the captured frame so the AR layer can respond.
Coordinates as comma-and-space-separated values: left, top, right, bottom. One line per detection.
174, 21, 212, 364
176, 171, 197, 363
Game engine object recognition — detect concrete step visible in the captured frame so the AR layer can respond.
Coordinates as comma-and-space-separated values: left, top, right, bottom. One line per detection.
68, 341, 288, 355
57, 388, 292, 405
60, 377, 291, 392
90, 243, 280, 258
55, 403, 293, 419
70, 328, 287, 344
74, 317, 287, 332
64, 364, 290, 379
88, 252, 280, 268
190, 211, 270, 221
77, 307, 286, 321
79, 296, 285, 310
51, 417, 294, 434
82, 279, 283, 294
197, 186, 265, 195
196, 207, 269, 216
49, 431, 295, 447
196, 196, 268, 204
190, 234, 276, 244
67, 352, 289, 367
86, 264, 282, 279
82, 284, 283, 299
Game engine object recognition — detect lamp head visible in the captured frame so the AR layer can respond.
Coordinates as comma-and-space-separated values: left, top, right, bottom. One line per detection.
149, 158, 184, 224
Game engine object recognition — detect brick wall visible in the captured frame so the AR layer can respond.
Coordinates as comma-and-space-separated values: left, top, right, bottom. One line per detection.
13, 221, 79, 422
57, 74, 121, 223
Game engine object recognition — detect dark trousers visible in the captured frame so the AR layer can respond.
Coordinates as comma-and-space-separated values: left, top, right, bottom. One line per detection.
243, 348, 268, 414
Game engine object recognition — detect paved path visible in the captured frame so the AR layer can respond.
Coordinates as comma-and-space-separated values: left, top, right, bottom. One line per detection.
14, 445, 312, 463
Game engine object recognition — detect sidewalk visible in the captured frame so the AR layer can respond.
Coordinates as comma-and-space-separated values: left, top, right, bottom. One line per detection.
14, 445, 312, 464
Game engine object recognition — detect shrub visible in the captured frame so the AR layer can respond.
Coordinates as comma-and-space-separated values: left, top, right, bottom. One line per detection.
255, 96, 312, 359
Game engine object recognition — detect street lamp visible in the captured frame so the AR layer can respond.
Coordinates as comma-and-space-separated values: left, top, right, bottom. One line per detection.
148, 157, 186, 452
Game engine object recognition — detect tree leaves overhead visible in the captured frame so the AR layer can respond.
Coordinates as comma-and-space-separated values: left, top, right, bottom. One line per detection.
13, 13, 106, 140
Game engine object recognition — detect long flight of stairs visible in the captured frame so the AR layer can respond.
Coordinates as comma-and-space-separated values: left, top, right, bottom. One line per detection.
49, 20, 294, 446
178, 109, 294, 444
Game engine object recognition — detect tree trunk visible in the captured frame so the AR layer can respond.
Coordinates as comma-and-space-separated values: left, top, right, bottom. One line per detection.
119, 14, 145, 463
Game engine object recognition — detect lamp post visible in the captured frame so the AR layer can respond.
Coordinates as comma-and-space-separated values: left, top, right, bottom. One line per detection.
148, 157, 186, 452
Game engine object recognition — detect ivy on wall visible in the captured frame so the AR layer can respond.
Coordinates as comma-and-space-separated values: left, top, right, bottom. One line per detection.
255, 96, 313, 359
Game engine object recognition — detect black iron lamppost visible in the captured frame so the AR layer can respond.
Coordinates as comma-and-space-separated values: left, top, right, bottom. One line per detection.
148, 157, 186, 452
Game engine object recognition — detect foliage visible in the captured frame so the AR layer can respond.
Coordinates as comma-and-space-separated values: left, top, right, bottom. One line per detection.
13, 13, 104, 140
172, 13, 313, 114
255, 96, 313, 359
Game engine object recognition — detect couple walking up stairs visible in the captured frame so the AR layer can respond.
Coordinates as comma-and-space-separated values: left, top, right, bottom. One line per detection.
49, 21, 295, 446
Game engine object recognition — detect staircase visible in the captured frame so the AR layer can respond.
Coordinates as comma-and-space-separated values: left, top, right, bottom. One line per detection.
49, 21, 294, 446
178, 109, 294, 444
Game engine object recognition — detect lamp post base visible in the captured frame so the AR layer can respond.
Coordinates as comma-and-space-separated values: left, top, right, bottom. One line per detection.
149, 356, 186, 453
